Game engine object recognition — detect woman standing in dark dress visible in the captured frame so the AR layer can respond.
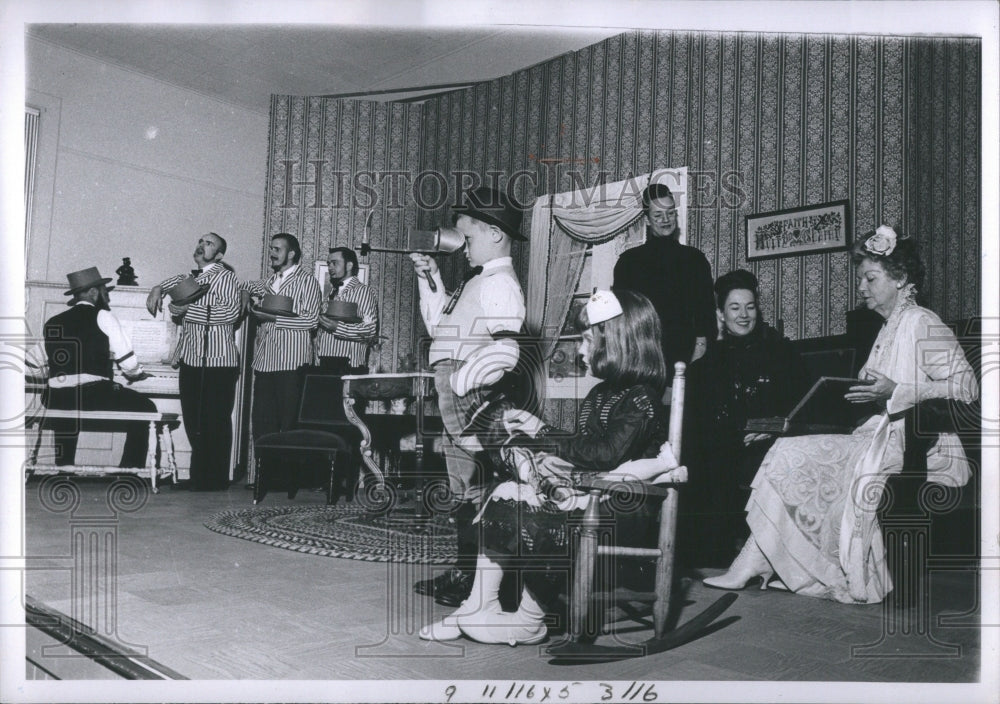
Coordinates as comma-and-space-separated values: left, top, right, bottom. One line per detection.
419, 289, 681, 645
683, 270, 809, 567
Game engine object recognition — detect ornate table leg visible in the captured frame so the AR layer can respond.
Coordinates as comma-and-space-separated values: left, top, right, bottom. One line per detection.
343, 395, 383, 488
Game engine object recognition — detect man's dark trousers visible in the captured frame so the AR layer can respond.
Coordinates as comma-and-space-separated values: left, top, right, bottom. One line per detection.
251, 368, 305, 441
43, 381, 157, 468
179, 363, 238, 490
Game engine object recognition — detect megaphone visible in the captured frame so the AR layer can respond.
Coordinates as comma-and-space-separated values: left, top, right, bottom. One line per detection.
360, 225, 466, 292
405, 227, 465, 254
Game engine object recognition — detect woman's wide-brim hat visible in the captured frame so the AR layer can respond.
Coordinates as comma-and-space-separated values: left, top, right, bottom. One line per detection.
64, 267, 114, 296
255, 293, 298, 317
324, 299, 362, 323
167, 276, 209, 306
452, 186, 526, 241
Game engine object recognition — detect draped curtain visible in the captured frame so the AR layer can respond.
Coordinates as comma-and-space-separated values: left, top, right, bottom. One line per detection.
525, 168, 688, 363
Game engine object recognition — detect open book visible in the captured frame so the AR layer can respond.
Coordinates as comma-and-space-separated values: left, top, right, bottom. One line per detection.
744, 376, 875, 435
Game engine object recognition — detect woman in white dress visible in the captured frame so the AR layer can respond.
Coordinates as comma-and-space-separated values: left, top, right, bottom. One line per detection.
703, 226, 978, 603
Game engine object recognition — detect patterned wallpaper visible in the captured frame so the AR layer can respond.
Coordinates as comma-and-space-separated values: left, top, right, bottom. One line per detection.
264, 31, 981, 394
263, 95, 424, 373
419, 30, 981, 339
907, 38, 981, 324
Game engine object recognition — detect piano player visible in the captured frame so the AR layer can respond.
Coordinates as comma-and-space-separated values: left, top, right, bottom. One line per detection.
42, 266, 157, 468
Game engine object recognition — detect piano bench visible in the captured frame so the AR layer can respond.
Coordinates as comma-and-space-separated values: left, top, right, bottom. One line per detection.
26, 410, 180, 493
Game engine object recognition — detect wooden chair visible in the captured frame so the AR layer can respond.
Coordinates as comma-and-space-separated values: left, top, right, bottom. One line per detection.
548, 362, 738, 663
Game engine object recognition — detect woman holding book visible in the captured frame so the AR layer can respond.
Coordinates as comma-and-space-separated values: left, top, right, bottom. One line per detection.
704, 227, 977, 603
684, 269, 808, 567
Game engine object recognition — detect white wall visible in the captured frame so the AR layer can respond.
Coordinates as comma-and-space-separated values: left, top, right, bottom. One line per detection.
25, 36, 269, 292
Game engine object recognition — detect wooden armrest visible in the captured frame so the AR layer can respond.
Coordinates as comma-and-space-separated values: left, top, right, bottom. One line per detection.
37, 410, 178, 422
652, 466, 687, 484
575, 471, 686, 499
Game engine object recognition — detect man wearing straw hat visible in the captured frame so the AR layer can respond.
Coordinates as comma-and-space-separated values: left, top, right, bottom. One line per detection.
42, 266, 157, 468
242, 233, 322, 441
316, 246, 379, 375
146, 233, 242, 491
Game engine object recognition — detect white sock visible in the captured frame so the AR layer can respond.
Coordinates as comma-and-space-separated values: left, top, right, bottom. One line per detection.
514, 585, 545, 625
454, 553, 503, 616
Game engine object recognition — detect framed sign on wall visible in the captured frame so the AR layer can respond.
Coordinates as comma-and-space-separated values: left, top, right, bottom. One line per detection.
746, 199, 851, 261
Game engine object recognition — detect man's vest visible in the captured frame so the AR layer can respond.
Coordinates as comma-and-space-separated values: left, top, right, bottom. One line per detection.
44, 305, 113, 380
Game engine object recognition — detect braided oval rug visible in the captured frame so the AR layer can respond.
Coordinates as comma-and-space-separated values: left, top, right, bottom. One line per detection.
204, 504, 457, 564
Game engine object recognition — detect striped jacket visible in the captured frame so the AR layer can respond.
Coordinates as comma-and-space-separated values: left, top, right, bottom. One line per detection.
160, 263, 241, 367
243, 265, 321, 372
315, 276, 379, 368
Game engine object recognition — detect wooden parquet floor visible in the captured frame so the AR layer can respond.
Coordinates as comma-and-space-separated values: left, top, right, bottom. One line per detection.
18, 476, 989, 700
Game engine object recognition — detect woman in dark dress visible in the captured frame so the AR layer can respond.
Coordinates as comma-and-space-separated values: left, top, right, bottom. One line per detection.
419, 289, 681, 645
683, 270, 809, 567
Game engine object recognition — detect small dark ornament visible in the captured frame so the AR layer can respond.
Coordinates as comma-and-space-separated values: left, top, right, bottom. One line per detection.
116, 257, 138, 286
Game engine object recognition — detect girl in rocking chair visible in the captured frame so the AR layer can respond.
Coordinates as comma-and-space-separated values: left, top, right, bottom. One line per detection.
420, 289, 684, 645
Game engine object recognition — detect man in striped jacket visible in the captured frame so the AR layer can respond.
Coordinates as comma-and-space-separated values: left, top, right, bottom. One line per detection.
242, 233, 322, 441
146, 232, 241, 491
316, 246, 379, 375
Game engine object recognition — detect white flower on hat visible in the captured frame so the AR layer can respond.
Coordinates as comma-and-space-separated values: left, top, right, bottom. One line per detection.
864, 224, 897, 256
586, 289, 623, 325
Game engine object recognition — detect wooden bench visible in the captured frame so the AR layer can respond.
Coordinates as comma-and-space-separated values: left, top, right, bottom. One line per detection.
26, 410, 179, 492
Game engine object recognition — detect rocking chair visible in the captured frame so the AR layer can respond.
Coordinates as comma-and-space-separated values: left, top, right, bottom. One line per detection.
547, 362, 738, 664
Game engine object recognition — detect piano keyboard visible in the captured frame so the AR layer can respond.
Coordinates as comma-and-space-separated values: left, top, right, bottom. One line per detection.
114, 364, 179, 395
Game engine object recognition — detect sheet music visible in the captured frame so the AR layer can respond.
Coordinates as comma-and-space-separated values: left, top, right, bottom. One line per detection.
119, 319, 178, 364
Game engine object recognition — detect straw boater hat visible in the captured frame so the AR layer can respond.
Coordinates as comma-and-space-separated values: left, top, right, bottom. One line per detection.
323, 299, 362, 323
167, 276, 209, 306
255, 293, 298, 317
452, 186, 526, 240
63, 267, 114, 302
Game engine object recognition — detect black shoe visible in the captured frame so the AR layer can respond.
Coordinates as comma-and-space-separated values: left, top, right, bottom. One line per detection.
170, 480, 192, 490
434, 571, 474, 607
414, 567, 463, 598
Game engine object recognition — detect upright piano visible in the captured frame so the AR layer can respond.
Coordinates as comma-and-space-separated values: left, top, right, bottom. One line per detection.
25, 281, 250, 480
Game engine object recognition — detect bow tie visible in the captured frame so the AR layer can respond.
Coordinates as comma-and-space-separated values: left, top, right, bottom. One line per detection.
191, 268, 203, 276
444, 266, 484, 315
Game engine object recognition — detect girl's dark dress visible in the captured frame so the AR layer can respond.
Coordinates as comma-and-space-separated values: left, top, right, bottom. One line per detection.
478, 381, 668, 608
